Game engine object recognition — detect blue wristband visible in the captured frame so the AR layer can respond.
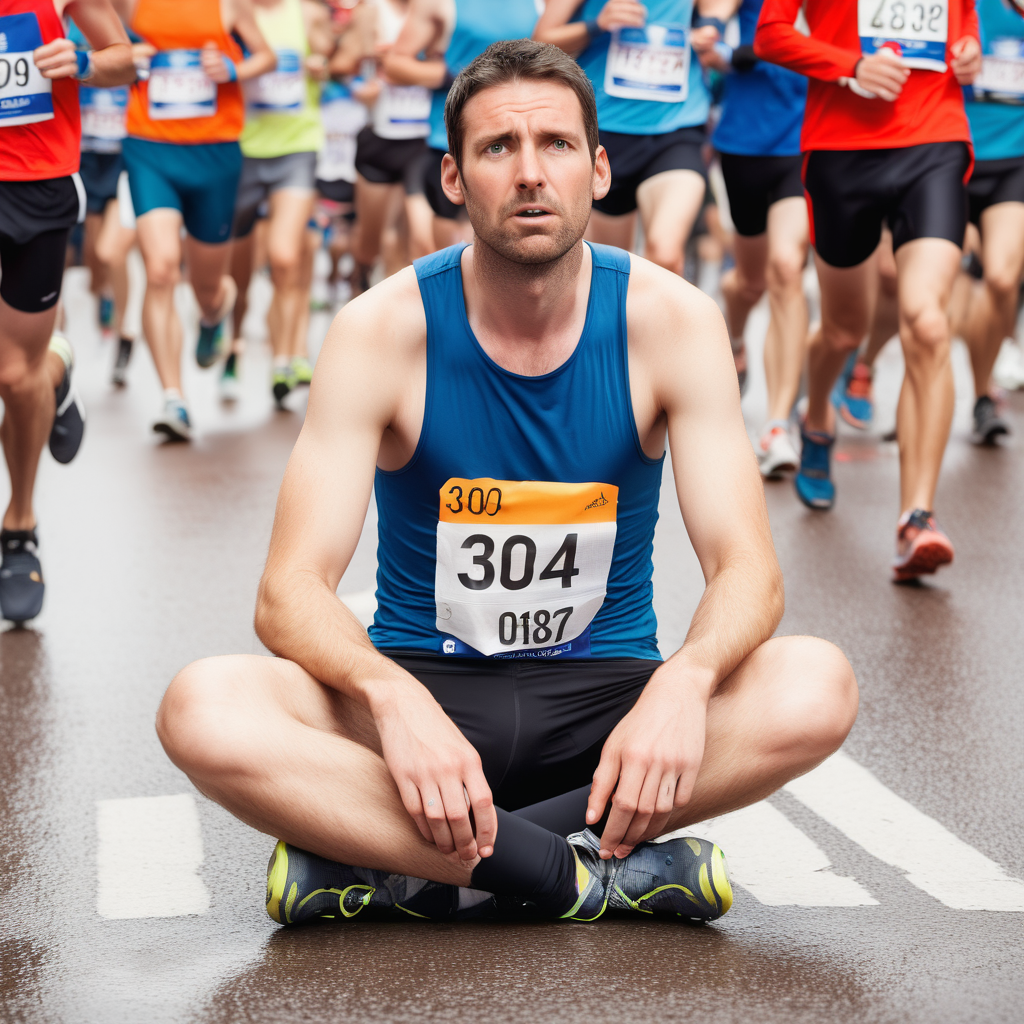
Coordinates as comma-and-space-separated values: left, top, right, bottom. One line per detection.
222, 56, 238, 82
692, 15, 727, 36
74, 49, 94, 81
584, 18, 602, 38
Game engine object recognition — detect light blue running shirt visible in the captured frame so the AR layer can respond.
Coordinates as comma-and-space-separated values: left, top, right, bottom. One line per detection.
964, 0, 1024, 162
427, 0, 541, 152
573, 0, 710, 135
369, 243, 665, 661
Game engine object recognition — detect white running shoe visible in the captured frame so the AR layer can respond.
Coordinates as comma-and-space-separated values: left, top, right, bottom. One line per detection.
758, 421, 799, 478
152, 397, 192, 441
992, 339, 1024, 391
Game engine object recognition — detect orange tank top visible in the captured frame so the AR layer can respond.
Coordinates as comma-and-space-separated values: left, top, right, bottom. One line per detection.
126, 0, 244, 144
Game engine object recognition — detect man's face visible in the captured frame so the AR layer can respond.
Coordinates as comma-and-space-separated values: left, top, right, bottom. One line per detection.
441, 80, 611, 265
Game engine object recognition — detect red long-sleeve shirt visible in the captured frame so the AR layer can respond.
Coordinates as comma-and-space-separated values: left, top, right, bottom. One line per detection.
755, 0, 979, 151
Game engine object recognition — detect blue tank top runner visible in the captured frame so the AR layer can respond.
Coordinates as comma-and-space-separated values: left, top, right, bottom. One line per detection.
574, 0, 710, 135
369, 244, 665, 661
427, 0, 540, 151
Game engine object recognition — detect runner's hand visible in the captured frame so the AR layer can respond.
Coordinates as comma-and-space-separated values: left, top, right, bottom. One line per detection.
33, 38, 79, 80
305, 53, 329, 81
597, 0, 648, 33
950, 35, 982, 85
689, 26, 720, 56
587, 671, 709, 860
200, 42, 233, 83
855, 49, 909, 102
374, 690, 497, 864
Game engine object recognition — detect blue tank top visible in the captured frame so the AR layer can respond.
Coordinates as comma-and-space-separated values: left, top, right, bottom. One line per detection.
712, 0, 806, 157
574, 0, 710, 135
964, 0, 1024, 162
369, 244, 665, 661
427, 0, 540, 151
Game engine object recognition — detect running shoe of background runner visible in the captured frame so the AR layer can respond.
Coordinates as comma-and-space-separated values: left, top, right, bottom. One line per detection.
602, 831, 732, 922
830, 351, 873, 429
111, 337, 133, 387
971, 395, 1010, 445
893, 509, 954, 581
98, 293, 115, 333
266, 840, 481, 924
0, 529, 45, 624
152, 397, 192, 441
196, 279, 237, 369
795, 429, 835, 509
220, 352, 241, 402
562, 829, 610, 921
273, 364, 296, 405
48, 335, 86, 464
290, 355, 313, 387
758, 420, 799, 478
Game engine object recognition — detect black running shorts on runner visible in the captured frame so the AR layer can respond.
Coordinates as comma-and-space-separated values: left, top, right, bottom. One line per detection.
594, 126, 707, 217
803, 142, 970, 268
0, 175, 84, 313
79, 151, 124, 215
355, 126, 427, 195
389, 653, 659, 812
967, 156, 1024, 227
422, 146, 461, 220
719, 152, 803, 237
316, 177, 354, 205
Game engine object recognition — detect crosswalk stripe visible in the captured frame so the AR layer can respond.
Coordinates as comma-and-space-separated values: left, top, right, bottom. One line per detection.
785, 751, 1024, 911
685, 801, 879, 907
96, 794, 210, 919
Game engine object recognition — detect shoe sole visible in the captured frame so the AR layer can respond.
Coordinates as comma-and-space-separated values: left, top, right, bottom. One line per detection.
153, 422, 191, 442
795, 485, 834, 510
893, 538, 954, 581
971, 425, 1009, 446
760, 455, 798, 479
266, 840, 290, 924
273, 381, 292, 404
839, 405, 872, 430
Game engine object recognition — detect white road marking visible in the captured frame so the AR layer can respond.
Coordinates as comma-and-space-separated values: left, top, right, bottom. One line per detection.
786, 751, 1024, 911
340, 588, 377, 628
682, 802, 878, 907
96, 794, 210, 919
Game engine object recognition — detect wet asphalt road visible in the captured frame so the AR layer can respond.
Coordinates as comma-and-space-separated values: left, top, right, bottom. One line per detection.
0, 266, 1022, 1024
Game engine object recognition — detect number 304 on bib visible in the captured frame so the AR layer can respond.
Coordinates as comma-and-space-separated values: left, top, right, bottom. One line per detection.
434, 478, 618, 657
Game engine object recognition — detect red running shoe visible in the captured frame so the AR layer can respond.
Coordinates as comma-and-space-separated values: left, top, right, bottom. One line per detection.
893, 509, 954, 582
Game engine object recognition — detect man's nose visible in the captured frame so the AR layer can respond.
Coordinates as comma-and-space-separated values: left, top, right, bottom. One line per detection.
515, 145, 546, 191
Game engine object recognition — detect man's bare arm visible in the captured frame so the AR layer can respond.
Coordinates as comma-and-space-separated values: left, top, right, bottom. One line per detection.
43, 0, 132, 88
381, 0, 450, 88
533, 0, 647, 56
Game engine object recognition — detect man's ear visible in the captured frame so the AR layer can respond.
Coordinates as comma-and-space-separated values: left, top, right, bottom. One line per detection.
592, 144, 611, 202
440, 152, 467, 207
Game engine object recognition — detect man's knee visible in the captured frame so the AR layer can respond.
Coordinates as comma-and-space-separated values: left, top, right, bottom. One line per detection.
766, 249, 804, 294
723, 266, 765, 305
143, 255, 180, 290
902, 304, 950, 360
644, 236, 684, 275
984, 264, 1020, 304
820, 322, 864, 355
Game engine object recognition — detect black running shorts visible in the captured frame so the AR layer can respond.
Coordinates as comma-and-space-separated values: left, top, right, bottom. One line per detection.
967, 156, 1024, 227
79, 151, 123, 215
422, 146, 461, 220
719, 152, 803, 237
355, 126, 427, 195
0, 175, 83, 313
803, 142, 970, 268
594, 126, 707, 217
316, 177, 354, 205
389, 653, 659, 816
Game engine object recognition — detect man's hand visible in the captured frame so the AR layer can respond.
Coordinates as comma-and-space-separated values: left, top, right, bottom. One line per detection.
689, 26, 720, 56
200, 42, 234, 83
597, 0, 647, 32
950, 35, 982, 85
588, 670, 712, 860
854, 48, 910, 101
33, 38, 80, 79
374, 688, 498, 864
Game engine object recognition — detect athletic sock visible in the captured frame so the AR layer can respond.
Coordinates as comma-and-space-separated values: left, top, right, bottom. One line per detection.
469, 808, 578, 916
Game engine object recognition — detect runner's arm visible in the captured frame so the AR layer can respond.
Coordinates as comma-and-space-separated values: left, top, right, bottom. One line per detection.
303, 0, 336, 60
38, 0, 132, 87
533, 0, 647, 57
381, 0, 450, 88
205, 0, 276, 83
255, 274, 498, 865
754, 0, 859, 81
328, 0, 369, 77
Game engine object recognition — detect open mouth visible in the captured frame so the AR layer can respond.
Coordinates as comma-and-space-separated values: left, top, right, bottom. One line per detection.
515, 208, 552, 218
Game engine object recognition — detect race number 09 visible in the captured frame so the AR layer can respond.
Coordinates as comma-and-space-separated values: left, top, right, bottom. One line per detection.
0, 58, 31, 91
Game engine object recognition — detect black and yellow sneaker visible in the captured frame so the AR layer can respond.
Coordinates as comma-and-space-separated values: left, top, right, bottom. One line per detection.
561, 830, 609, 922
266, 841, 472, 925
606, 834, 732, 922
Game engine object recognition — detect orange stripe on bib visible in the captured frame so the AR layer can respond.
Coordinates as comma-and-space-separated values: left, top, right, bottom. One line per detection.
438, 479, 618, 525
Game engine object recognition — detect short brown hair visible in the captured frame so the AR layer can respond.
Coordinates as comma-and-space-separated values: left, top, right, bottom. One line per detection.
445, 39, 599, 169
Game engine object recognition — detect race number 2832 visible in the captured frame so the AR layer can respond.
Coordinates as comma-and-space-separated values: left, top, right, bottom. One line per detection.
434, 478, 618, 657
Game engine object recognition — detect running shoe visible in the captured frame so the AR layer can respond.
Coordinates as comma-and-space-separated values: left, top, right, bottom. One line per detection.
98, 293, 114, 332
596, 829, 732, 922
266, 840, 470, 925
993, 339, 1024, 391
195, 278, 237, 369
48, 335, 85, 464
290, 355, 313, 387
795, 429, 835, 509
893, 509, 954, 582
220, 352, 240, 403
272, 365, 295, 406
971, 395, 1009, 445
561, 829, 610, 922
831, 352, 873, 429
152, 397, 192, 442
758, 421, 799, 478
111, 337, 133, 387
0, 528, 44, 623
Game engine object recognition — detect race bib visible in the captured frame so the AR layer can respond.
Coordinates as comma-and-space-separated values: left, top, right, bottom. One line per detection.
373, 83, 431, 140
317, 91, 366, 181
604, 24, 690, 103
434, 479, 618, 658
0, 12, 54, 128
148, 50, 216, 120
246, 48, 305, 112
858, 0, 948, 72
973, 39, 1024, 101
80, 85, 128, 148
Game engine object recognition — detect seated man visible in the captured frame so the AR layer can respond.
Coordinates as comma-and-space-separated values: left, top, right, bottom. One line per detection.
157, 38, 858, 925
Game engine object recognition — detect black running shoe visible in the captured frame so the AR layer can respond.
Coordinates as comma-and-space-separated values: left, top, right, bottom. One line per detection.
971, 395, 1009, 445
49, 335, 85, 464
111, 337, 133, 386
0, 529, 44, 623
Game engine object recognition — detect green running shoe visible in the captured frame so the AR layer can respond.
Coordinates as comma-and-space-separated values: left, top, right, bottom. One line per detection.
562, 829, 610, 922
607, 834, 732, 922
290, 355, 313, 386
266, 840, 470, 925
272, 366, 295, 405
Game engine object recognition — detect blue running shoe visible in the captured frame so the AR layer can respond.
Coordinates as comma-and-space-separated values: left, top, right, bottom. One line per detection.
195, 278, 236, 368
830, 351, 856, 414
831, 351, 874, 429
795, 429, 835, 509
98, 294, 114, 332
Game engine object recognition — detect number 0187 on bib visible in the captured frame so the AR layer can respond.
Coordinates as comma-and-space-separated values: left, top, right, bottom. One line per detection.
434, 478, 618, 658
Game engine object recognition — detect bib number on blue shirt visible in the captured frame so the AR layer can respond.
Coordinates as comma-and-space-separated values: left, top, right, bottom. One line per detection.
973, 39, 1024, 102
0, 13, 54, 128
80, 85, 128, 147
246, 48, 305, 113
604, 24, 690, 103
148, 50, 216, 120
858, 0, 948, 72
